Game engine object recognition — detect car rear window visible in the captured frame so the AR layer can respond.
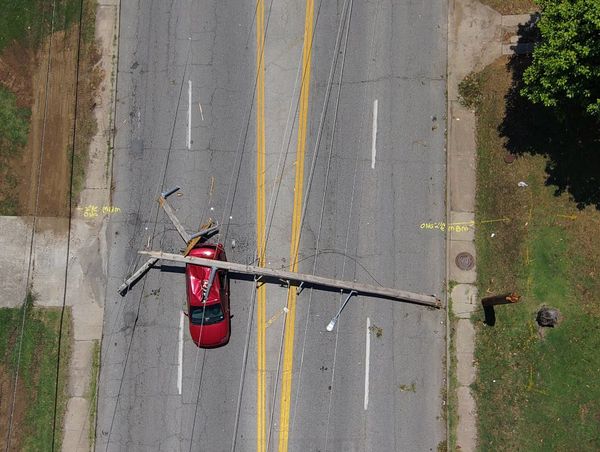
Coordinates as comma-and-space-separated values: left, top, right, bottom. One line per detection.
190, 304, 224, 326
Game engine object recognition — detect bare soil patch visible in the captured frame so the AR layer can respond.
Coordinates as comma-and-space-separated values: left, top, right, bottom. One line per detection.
0, 364, 26, 451
0, 7, 100, 219
0, 29, 77, 218
479, 0, 538, 15
0, 43, 34, 108
20, 29, 79, 218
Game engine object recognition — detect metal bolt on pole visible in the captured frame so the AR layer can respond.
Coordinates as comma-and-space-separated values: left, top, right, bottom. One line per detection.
326, 290, 357, 332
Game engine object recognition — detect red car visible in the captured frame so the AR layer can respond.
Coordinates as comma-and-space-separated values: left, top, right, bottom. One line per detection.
185, 244, 230, 347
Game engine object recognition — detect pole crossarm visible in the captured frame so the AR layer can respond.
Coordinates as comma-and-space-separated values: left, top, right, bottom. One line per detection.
139, 250, 441, 308
158, 195, 191, 244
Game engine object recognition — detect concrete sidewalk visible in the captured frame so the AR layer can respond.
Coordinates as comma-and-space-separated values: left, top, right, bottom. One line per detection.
60, 1, 120, 450
447, 1, 536, 450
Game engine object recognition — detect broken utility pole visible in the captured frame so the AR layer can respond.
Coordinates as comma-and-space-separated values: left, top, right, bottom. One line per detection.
139, 250, 441, 308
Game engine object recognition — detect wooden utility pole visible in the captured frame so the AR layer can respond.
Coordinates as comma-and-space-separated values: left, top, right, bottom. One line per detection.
117, 257, 158, 295
119, 185, 440, 310
158, 188, 190, 243
138, 250, 441, 308
481, 292, 520, 307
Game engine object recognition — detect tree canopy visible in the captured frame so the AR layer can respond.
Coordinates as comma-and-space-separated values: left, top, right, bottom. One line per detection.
522, 0, 600, 122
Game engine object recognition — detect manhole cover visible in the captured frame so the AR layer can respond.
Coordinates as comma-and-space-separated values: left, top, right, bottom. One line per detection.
455, 252, 475, 270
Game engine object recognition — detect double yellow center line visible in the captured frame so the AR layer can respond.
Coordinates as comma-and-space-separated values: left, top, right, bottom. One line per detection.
256, 1, 315, 451
278, 1, 315, 451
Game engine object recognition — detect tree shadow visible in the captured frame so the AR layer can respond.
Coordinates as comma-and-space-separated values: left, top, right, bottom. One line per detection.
499, 20, 600, 210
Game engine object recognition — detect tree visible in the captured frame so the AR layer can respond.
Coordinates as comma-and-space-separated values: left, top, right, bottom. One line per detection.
522, 0, 600, 122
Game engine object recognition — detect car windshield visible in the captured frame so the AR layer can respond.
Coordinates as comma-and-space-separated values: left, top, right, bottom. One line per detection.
190, 304, 224, 326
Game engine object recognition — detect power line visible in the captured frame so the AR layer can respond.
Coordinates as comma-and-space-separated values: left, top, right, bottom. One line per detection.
103, 10, 193, 447
291, 0, 354, 436
324, 0, 382, 448
261, 0, 356, 446
102, 0, 274, 446
51, 0, 86, 448
4, 1, 58, 450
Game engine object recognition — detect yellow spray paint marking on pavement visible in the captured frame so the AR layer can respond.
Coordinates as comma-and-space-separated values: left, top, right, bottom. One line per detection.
556, 214, 577, 220
256, 0, 267, 450
266, 307, 287, 327
480, 217, 511, 224
77, 205, 121, 218
278, 1, 315, 451
418, 217, 512, 232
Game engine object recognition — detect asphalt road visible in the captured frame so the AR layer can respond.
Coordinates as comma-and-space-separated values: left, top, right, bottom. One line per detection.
284, 1, 447, 449
96, 0, 447, 451
96, 0, 259, 450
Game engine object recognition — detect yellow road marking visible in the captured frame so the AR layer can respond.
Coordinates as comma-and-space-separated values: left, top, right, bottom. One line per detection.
266, 307, 286, 327
255, 1, 267, 450
278, 1, 315, 451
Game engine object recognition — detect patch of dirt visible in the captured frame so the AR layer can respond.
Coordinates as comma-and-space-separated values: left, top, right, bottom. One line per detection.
0, 42, 34, 108
0, 23, 99, 222
0, 365, 26, 451
479, 0, 538, 15
19, 29, 79, 218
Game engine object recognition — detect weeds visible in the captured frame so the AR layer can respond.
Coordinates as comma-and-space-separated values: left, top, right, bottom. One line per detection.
458, 72, 483, 111
369, 324, 383, 338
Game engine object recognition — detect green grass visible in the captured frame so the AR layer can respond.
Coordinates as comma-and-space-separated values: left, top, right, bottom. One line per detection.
0, 294, 72, 451
475, 226, 600, 450
71, 144, 87, 201
0, 85, 31, 215
88, 340, 100, 448
0, 197, 18, 215
447, 296, 459, 452
472, 58, 600, 451
0, 0, 80, 52
0, 85, 30, 157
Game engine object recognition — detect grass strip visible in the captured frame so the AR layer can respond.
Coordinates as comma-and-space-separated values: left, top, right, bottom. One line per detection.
446, 283, 459, 452
72, 0, 101, 201
0, 86, 31, 215
88, 339, 100, 448
0, 295, 72, 451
